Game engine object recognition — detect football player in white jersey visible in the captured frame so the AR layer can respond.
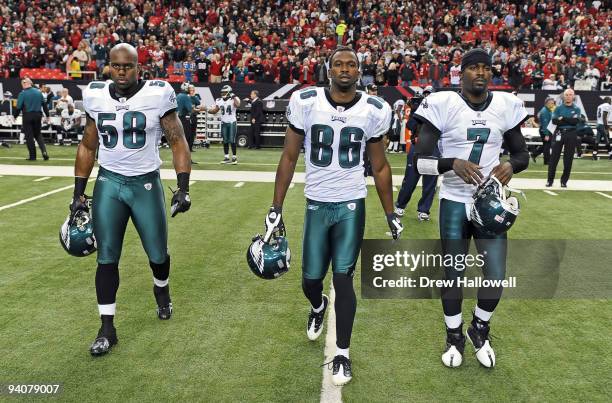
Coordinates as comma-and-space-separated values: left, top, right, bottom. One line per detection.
263, 46, 403, 386
595, 97, 611, 159
413, 48, 529, 368
206, 85, 241, 164
71, 43, 192, 356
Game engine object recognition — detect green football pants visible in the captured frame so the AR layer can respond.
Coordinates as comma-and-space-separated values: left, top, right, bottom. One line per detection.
439, 198, 507, 281
92, 167, 168, 265
221, 121, 237, 144
302, 198, 366, 280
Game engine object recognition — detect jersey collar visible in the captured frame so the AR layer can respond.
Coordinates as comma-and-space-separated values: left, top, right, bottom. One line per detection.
458, 90, 493, 112
323, 88, 362, 112
109, 80, 147, 102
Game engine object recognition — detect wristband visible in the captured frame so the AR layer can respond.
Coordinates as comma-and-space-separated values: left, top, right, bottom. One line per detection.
74, 176, 88, 198
177, 172, 190, 192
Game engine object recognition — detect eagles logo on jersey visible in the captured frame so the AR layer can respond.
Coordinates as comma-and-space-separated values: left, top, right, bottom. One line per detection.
286, 87, 392, 202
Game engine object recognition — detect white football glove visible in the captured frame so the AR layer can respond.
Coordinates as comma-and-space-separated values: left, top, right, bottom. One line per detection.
263, 206, 286, 243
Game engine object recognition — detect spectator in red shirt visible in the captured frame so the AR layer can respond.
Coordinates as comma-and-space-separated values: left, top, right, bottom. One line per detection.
210, 54, 222, 83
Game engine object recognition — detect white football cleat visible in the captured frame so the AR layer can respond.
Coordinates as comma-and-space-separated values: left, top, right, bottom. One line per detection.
306, 294, 328, 341
331, 355, 352, 386
466, 316, 496, 368
442, 326, 465, 368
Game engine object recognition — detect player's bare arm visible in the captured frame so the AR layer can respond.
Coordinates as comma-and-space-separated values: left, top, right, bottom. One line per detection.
272, 126, 303, 209
414, 120, 483, 185
160, 111, 191, 175
74, 115, 100, 179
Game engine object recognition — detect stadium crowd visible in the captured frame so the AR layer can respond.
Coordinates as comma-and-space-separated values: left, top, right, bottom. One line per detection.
0, 0, 610, 90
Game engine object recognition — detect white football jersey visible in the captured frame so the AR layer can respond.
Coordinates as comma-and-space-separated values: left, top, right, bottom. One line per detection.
83, 80, 177, 176
61, 108, 82, 130
287, 87, 392, 202
215, 97, 238, 123
596, 103, 611, 125
414, 91, 527, 203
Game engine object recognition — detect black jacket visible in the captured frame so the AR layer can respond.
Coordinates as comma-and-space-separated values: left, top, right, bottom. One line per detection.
251, 98, 264, 123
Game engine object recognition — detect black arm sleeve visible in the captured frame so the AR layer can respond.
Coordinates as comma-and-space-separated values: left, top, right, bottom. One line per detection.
412, 118, 455, 174
503, 123, 529, 174
42, 102, 49, 118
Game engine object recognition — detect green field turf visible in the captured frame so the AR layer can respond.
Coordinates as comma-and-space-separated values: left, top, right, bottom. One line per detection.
0, 171, 611, 401
1, 144, 612, 180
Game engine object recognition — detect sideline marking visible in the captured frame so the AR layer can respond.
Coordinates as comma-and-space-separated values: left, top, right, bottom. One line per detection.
234, 182, 244, 188
543, 190, 558, 196
33, 176, 51, 182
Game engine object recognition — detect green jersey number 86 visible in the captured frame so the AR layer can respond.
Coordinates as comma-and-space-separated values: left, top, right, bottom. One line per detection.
310, 124, 364, 169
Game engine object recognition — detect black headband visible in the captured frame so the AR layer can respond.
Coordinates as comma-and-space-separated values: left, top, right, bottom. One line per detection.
461, 49, 492, 71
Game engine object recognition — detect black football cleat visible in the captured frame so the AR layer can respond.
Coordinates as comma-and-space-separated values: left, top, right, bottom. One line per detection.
306, 294, 329, 341
154, 285, 173, 320
90, 327, 118, 356
442, 325, 465, 368
466, 315, 496, 368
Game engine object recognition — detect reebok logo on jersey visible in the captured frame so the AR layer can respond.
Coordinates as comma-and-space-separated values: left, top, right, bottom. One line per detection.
331, 115, 347, 123
116, 104, 130, 111
144, 183, 152, 190
472, 119, 487, 126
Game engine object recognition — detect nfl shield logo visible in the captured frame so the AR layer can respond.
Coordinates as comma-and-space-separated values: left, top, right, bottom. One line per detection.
347, 203, 356, 211
144, 183, 152, 191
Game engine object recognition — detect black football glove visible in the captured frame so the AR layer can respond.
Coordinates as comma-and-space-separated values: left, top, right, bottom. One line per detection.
69, 195, 90, 225
263, 205, 285, 243
386, 212, 403, 240
170, 188, 191, 217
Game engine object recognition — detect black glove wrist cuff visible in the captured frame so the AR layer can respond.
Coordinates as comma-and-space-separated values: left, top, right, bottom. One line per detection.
74, 177, 87, 199
177, 172, 190, 192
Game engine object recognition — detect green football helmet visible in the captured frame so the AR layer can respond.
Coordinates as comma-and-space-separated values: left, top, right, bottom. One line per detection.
59, 209, 97, 257
246, 235, 291, 280
471, 176, 523, 235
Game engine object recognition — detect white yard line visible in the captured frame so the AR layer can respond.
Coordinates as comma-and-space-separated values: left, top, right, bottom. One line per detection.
320, 281, 342, 403
0, 177, 94, 212
392, 186, 398, 192
234, 182, 244, 188
0, 184, 73, 211
543, 190, 558, 196
33, 176, 51, 182
189, 180, 196, 186
595, 192, 612, 200
289, 183, 295, 189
